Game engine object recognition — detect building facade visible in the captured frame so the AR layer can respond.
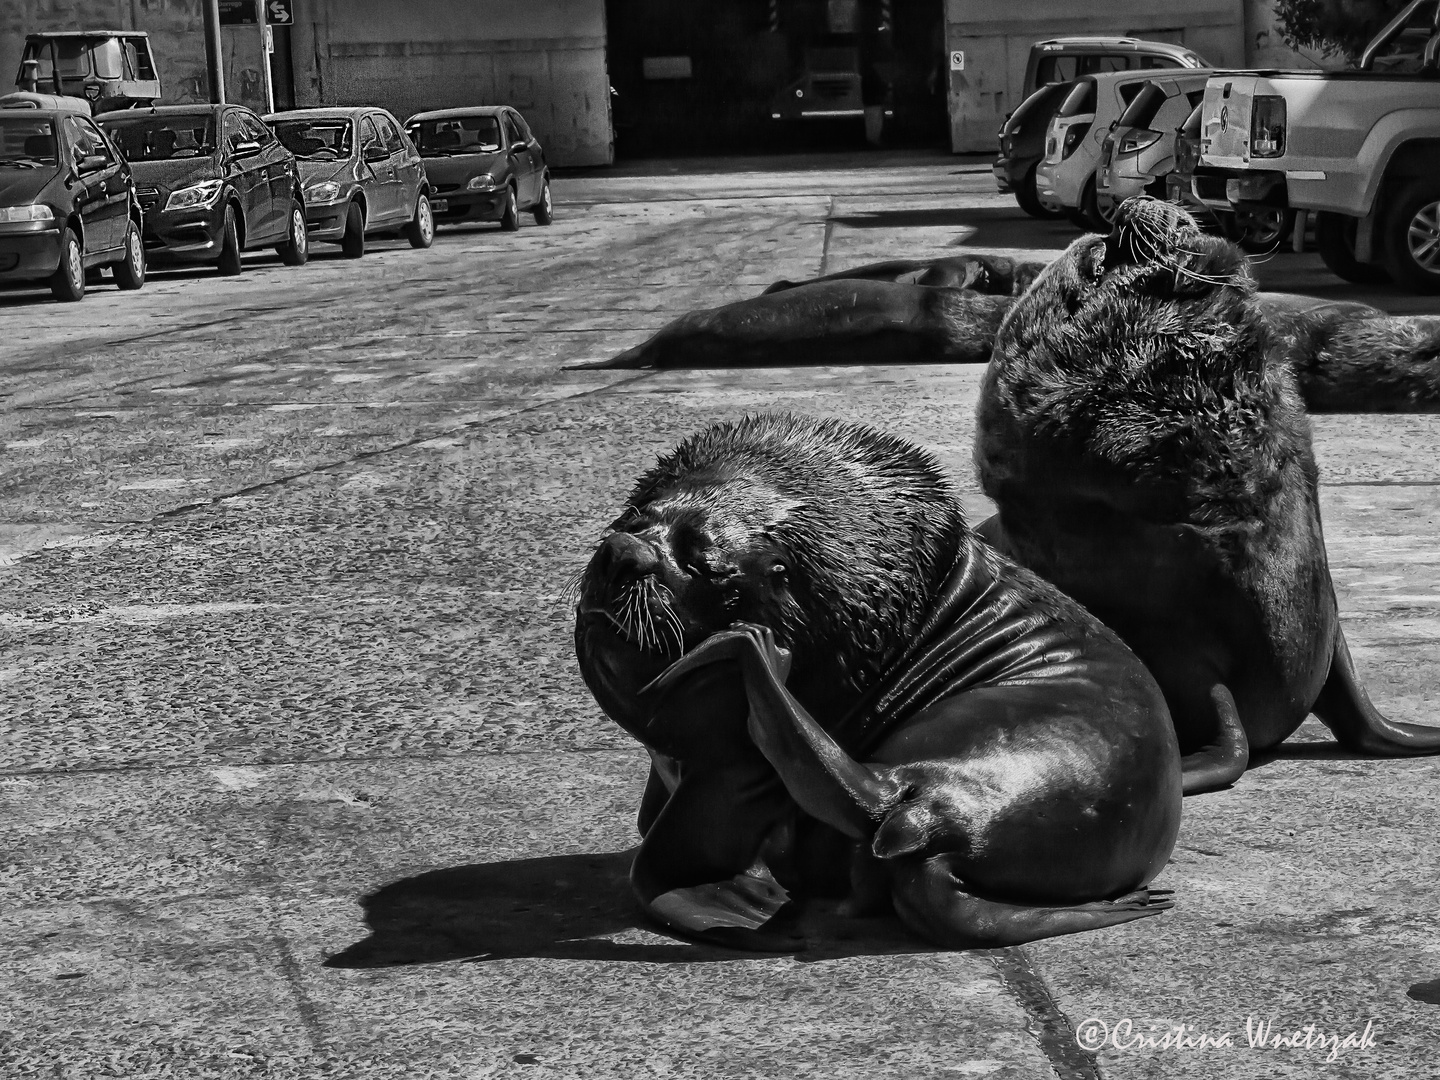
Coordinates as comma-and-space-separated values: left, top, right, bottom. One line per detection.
2, 0, 1324, 164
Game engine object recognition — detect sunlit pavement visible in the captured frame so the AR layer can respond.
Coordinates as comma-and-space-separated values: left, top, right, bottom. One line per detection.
3, 152, 1438, 1078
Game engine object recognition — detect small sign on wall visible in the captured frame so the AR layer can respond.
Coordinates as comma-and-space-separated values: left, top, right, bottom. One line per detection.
950, 50, 965, 71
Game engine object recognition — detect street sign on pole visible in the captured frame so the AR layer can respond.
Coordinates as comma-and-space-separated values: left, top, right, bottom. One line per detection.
218, 0, 258, 25
267, 0, 295, 25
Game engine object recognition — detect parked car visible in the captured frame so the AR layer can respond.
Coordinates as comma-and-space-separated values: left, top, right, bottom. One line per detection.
1022, 37, 1209, 101
404, 107, 552, 231
1095, 71, 1212, 228
1193, 0, 1440, 290
265, 106, 433, 257
994, 80, 1077, 219
0, 108, 144, 301
1035, 70, 1159, 231
98, 104, 307, 275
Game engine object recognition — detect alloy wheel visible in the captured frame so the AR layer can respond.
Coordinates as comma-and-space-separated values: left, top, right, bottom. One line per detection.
1406, 201, 1440, 272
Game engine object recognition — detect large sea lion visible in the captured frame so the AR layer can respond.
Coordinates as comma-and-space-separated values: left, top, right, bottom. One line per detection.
974, 197, 1440, 794
760, 253, 1047, 296
574, 413, 1181, 950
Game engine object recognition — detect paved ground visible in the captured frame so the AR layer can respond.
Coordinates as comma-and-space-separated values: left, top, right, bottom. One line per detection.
3, 151, 1439, 1079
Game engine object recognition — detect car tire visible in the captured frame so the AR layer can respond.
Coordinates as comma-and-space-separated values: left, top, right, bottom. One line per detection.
276, 199, 309, 266
533, 178, 554, 225
500, 186, 520, 232
112, 219, 146, 290
1016, 163, 1065, 220
1078, 176, 1118, 234
217, 205, 243, 276
50, 227, 85, 302
1314, 210, 1390, 285
1383, 179, 1440, 294
1236, 207, 1294, 254
341, 202, 366, 259
404, 193, 434, 249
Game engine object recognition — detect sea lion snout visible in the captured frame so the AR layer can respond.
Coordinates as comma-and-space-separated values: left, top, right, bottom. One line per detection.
590, 530, 661, 592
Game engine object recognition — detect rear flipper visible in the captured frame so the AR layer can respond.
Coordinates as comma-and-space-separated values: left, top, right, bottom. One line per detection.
1313, 630, 1440, 754
892, 856, 1173, 949
1181, 684, 1250, 795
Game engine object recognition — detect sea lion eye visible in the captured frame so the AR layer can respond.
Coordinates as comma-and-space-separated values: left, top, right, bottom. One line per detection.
770, 562, 788, 579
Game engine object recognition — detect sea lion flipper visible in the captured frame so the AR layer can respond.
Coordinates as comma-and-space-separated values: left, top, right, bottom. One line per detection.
892, 857, 1174, 948
1180, 684, 1250, 796
1313, 630, 1440, 754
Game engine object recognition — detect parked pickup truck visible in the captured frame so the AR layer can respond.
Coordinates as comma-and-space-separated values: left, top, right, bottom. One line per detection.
1192, 0, 1440, 292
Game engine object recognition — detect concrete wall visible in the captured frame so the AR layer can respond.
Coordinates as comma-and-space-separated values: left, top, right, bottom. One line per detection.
294, 0, 613, 166
942, 0, 1247, 152
1, 0, 269, 114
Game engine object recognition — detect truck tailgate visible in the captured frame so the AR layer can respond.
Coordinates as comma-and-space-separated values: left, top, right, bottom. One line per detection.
1200, 77, 1257, 167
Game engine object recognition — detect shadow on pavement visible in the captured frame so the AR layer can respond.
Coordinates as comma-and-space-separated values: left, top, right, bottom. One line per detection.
326, 849, 930, 968
829, 205, 1075, 251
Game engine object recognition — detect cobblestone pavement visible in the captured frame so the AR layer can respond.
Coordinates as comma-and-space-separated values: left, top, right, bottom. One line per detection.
3, 152, 1438, 1078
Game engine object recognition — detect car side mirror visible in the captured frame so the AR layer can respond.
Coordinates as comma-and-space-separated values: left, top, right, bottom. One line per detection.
363, 145, 389, 163
78, 153, 109, 173
232, 139, 263, 157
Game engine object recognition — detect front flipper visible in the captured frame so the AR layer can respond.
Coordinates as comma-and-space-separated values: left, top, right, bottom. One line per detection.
630, 758, 800, 950
1181, 684, 1250, 795
1313, 630, 1440, 754
893, 856, 1173, 949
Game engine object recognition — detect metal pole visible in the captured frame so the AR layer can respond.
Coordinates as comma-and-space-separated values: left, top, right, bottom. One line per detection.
202, 0, 226, 104
258, 1, 276, 114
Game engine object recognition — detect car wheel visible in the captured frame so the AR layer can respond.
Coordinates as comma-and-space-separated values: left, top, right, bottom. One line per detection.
533, 178, 554, 225
1236, 207, 1294, 254
1016, 163, 1065, 220
112, 219, 146, 290
50, 227, 85, 302
276, 200, 309, 266
341, 202, 366, 258
1078, 177, 1118, 234
404, 193, 434, 249
1314, 210, 1390, 285
217, 205, 243, 276
1383, 179, 1440, 294
500, 186, 520, 232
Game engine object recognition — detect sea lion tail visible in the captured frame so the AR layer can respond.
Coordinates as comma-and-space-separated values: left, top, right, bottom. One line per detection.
562, 341, 657, 370
1312, 629, 1440, 753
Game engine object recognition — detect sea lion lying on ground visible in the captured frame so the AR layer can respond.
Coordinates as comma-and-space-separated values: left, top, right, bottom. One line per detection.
760, 253, 1047, 296
974, 197, 1440, 794
574, 413, 1181, 950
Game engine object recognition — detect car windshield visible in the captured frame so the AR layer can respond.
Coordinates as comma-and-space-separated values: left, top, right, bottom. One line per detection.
0, 117, 58, 168
271, 118, 353, 160
407, 116, 502, 156
102, 114, 215, 161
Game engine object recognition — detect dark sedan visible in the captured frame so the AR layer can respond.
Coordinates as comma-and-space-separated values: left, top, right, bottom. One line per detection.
404, 107, 552, 231
99, 104, 307, 274
265, 106, 433, 257
0, 108, 144, 301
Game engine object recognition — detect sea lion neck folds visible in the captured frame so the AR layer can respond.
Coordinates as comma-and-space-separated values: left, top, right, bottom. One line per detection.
575, 413, 1181, 951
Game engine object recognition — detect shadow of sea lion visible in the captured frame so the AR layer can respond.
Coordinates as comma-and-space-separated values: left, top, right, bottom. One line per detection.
325, 850, 928, 968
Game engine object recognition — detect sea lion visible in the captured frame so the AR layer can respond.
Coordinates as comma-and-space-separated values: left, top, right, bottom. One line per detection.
574, 413, 1181, 950
761, 253, 1047, 296
974, 197, 1440, 795
576, 281, 1013, 370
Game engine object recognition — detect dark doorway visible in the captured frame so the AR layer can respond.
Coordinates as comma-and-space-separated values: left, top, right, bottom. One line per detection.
605, 0, 947, 158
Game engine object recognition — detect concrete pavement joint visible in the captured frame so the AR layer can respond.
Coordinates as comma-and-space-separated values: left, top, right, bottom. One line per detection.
990, 947, 1102, 1080
821, 196, 836, 276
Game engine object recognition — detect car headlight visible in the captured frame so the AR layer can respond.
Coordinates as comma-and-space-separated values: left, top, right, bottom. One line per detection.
304, 181, 341, 204
164, 179, 225, 211
466, 174, 497, 192
0, 204, 55, 222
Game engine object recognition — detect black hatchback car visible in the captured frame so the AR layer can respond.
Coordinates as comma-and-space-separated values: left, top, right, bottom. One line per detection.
0, 108, 145, 301
99, 104, 307, 274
